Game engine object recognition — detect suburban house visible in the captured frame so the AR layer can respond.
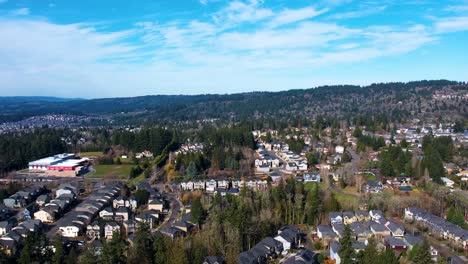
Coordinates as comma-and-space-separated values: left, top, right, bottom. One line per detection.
385, 221, 405, 237
35, 194, 50, 207
283, 249, 319, 264
343, 212, 357, 224
113, 196, 137, 211
104, 222, 120, 239
303, 173, 321, 183
355, 211, 371, 222
329, 212, 343, 225
202, 256, 224, 264
330, 241, 341, 264
86, 222, 103, 240
147, 198, 164, 211
99, 207, 114, 220
370, 222, 391, 238
317, 225, 336, 239
123, 219, 136, 235
33, 207, 56, 223
385, 236, 408, 251
173, 220, 193, 234
205, 180, 217, 193
366, 181, 383, 193
115, 207, 130, 221
0, 221, 13, 236
159, 226, 183, 240
135, 211, 158, 229
369, 210, 387, 224
274, 226, 300, 254
59, 222, 82, 238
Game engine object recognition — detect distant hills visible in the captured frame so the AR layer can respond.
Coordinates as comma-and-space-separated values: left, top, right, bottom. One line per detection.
0, 96, 85, 103
1, 80, 467, 124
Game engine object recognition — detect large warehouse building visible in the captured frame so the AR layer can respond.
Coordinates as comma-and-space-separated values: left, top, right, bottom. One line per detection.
28, 153, 89, 177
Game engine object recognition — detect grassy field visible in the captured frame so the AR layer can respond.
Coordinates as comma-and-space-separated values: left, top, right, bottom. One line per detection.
79, 151, 105, 157
361, 172, 376, 181
129, 174, 145, 187
333, 191, 359, 210
87, 165, 133, 179
304, 182, 323, 191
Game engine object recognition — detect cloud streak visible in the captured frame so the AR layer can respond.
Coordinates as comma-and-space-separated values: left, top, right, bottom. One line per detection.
0, 0, 467, 97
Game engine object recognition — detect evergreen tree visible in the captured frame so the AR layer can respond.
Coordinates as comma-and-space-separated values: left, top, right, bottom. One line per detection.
153, 233, 167, 264
380, 248, 398, 264
168, 238, 188, 264
191, 197, 204, 226
65, 248, 78, 264
78, 247, 97, 264
338, 225, 355, 264
132, 224, 154, 264
52, 235, 65, 264
305, 184, 321, 225
446, 206, 464, 226
413, 240, 434, 264
361, 237, 378, 264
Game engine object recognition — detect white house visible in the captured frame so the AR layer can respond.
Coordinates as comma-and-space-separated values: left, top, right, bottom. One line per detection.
330, 242, 341, 264
256, 164, 270, 173
335, 146, 345, 154
441, 177, 454, 188
329, 212, 343, 225
286, 162, 298, 171
297, 163, 308, 171
99, 207, 114, 220
193, 181, 205, 190
181, 181, 194, 191
0, 221, 12, 236
205, 180, 217, 193
59, 223, 82, 238
217, 179, 229, 189
56, 187, 75, 198
34, 209, 55, 223
104, 222, 120, 239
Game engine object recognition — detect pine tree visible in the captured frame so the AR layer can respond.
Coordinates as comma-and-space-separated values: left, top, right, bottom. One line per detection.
52, 235, 65, 264
78, 247, 97, 264
413, 240, 434, 264
361, 237, 378, 264
153, 232, 167, 264
338, 225, 355, 264
132, 223, 154, 264
380, 248, 399, 264
191, 197, 204, 226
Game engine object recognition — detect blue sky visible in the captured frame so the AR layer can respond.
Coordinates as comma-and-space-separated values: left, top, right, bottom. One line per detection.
1, 0, 468, 98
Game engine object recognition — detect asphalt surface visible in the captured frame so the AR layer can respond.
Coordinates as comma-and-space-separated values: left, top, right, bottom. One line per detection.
154, 183, 182, 231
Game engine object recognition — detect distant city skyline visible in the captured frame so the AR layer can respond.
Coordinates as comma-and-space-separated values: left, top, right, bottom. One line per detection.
1, 0, 468, 98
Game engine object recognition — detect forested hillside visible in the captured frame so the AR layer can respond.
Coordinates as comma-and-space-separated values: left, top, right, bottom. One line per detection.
1, 80, 467, 123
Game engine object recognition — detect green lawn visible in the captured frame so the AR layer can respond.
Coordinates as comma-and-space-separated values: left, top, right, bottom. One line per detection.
304, 182, 323, 191
129, 174, 145, 187
79, 151, 105, 157
360, 172, 376, 181
333, 191, 359, 210
87, 165, 133, 179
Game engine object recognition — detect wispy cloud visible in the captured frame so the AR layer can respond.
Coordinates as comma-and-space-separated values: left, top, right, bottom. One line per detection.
0, 0, 8, 4
435, 16, 468, 33
444, 5, 468, 12
330, 5, 387, 19
268, 7, 328, 28
213, 0, 274, 26
0, 0, 467, 97
10, 8, 30, 16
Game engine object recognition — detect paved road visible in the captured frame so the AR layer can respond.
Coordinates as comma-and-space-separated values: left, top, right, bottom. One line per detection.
153, 183, 182, 231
